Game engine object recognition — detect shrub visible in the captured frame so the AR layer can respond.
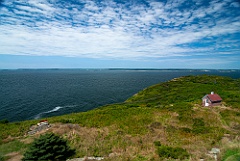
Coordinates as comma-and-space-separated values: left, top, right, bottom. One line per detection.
154, 141, 161, 147
157, 145, 189, 160
22, 133, 75, 161
0, 119, 9, 124
181, 127, 192, 133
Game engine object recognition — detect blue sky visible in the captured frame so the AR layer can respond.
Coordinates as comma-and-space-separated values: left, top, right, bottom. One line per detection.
0, 0, 240, 69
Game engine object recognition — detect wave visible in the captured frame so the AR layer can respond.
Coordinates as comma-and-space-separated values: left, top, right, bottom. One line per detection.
34, 105, 77, 119
44, 106, 63, 114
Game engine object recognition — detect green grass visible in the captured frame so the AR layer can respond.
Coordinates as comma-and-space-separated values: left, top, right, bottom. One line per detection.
0, 120, 39, 144
225, 154, 240, 161
222, 148, 240, 161
0, 140, 28, 156
48, 105, 154, 135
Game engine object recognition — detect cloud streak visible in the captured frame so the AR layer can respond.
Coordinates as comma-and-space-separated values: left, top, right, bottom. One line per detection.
0, 0, 239, 67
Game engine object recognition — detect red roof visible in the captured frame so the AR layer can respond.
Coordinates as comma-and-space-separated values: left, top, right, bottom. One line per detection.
40, 120, 48, 122
207, 94, 222, 102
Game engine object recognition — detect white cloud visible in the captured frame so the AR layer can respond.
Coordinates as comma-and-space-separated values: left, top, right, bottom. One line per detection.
0, 0, 239, 63
230, 2, 240, 7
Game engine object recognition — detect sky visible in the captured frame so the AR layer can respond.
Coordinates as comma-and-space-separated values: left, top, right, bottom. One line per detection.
0, 0, 240, 69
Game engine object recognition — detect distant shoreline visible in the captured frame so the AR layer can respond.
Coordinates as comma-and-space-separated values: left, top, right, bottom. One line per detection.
1, 68, 240, 71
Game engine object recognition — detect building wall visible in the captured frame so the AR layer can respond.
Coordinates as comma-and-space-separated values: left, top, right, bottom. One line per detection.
202, 98, 221, 107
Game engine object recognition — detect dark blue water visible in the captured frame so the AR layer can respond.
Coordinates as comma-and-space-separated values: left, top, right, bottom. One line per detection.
0, 69, 240, 122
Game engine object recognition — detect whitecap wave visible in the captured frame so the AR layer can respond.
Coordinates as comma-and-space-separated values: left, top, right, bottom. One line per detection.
44, 106, 63, 114
34, 105, 77, 119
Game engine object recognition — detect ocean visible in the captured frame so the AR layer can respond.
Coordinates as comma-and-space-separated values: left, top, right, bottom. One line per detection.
0, 69, 240, 122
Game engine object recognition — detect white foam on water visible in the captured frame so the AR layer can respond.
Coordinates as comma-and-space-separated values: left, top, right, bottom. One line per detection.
34, 105, 77, 119
44, 106, 63, 114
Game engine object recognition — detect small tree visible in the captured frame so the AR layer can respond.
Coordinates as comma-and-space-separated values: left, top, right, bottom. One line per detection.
22, 133, 75, 161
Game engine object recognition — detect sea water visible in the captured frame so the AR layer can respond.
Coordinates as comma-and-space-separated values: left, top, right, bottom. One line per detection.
0, 69, 239, 122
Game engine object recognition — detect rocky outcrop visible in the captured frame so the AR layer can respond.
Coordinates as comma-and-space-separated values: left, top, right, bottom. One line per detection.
67, 157, 104, 161
28, 120, 51, 135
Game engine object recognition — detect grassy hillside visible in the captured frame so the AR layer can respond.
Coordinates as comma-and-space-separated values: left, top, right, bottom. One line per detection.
0, 75, 240, 161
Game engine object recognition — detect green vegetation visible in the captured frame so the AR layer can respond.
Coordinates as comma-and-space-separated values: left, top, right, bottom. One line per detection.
0, 155, 4, 161
0, 120, 39, 145
0, 119, 9, 124
126, 75, 240, 109
22, 133, 75, 161
154, 141, 189, 160
157, 145, 189, 160
0, 140, 29, 161
0, 140, 28, 156
192, 118, 209, 134
222, 148, 240, 161
0, 75, 240, 160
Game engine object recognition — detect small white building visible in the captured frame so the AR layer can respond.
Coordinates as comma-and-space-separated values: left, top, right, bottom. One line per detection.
202, 92, 222, 107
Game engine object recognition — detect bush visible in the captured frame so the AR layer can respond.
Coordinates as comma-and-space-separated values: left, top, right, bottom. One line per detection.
22, 133, 75, 161
0, 119, 9, 124
157, 145, 189, 160
181, 127, 192, 133
0, 155, 4, 161
154, 141, 161, 147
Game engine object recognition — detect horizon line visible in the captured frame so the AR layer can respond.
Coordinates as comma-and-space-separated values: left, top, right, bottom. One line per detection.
0, 68, 240, 71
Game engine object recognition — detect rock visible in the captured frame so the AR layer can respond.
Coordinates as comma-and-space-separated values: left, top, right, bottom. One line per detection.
28, 121, 51, 135
67, 157, 104, 161
209, 148, 220, 161
109, 153, 116, 158
86, 157, 104, 160
209, 148, 220, 154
